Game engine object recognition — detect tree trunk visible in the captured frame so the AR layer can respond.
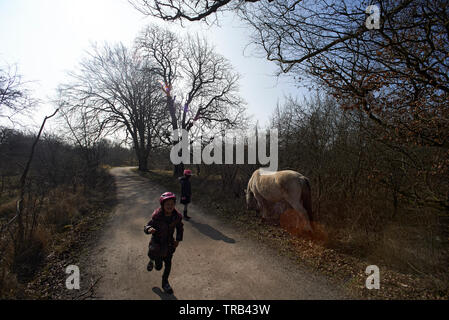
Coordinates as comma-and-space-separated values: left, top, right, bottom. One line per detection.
138, 153, 148, 171
139, 161, 148, 172
135, 147, 149, 172
16, 108, 59, 253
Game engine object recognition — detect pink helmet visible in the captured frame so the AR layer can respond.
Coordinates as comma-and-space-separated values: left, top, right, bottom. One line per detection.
159, 192, 176, 205
183, 169, 192, 176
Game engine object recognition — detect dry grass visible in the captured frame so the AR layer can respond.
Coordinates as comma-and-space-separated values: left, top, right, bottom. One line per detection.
43, 188, 90, 231
0, 199, 17, 217
0, 168, 116, 298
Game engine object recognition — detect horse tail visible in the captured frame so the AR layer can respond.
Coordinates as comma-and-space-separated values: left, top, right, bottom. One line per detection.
302, 177, 314, 222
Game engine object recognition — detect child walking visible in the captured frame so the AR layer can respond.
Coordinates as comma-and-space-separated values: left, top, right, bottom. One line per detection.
178, 169, 192, 220
144, 192, 184, 294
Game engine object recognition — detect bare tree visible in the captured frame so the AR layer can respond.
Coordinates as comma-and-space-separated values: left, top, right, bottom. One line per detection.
0, 64, 33, 123
129, 0, 272, 24
136, 25, 246, 175
14, 108, 59, 256
60, 105, 108, 190
239, 0, 449, 146
59, 43, 168, 172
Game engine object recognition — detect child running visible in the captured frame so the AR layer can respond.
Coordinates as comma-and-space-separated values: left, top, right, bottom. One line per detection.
178, 169, 192, 220
144, 192, 184, 294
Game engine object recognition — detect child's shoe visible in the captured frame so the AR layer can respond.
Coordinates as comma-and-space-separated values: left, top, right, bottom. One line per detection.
162, 281, 174, 294
147, 260, 154, 271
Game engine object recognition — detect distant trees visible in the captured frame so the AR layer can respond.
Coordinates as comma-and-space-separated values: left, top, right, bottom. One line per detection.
60, 107, 109, 190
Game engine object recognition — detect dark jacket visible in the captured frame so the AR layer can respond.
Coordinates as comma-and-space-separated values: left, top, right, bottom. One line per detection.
178, 176, 191, 204
144, 208, 184, 258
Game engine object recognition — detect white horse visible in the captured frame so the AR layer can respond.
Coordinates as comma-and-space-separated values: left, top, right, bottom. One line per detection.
246, 169, 314, 233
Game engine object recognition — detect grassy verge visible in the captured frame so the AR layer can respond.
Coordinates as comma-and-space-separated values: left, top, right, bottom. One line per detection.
135, 168, 448, 300
0, 168, 117, 299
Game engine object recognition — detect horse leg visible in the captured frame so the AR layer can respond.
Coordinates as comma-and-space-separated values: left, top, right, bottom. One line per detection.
253, 191, 280, 225
262, 201, 278, 225
285, 196, 313, 233
253, 192, 264, 213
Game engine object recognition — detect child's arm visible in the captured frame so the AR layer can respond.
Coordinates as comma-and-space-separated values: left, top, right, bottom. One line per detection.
145, 209, 161, 234
175, 219, 184, 242
144, 219, 156, 234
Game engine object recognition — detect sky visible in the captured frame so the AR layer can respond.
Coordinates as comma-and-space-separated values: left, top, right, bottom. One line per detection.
0, 0, 308, 133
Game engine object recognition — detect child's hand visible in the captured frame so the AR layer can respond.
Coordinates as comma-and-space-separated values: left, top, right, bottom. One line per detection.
173, 240, 179, 248
148, 227, 156, 234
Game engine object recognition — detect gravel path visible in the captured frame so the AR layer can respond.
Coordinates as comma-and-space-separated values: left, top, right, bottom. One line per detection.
87, 167, 348, 300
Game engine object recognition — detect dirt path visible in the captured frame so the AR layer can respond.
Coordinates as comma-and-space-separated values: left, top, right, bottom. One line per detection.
87, 167, 348, 300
